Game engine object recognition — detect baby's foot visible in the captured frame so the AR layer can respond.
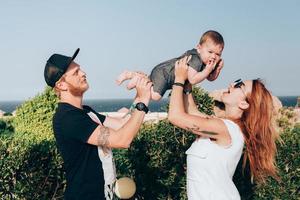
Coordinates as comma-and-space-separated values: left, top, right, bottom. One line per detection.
116, 71, 134, 85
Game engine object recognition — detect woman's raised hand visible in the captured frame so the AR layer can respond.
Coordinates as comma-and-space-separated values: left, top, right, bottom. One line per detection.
175, 56, 191, 83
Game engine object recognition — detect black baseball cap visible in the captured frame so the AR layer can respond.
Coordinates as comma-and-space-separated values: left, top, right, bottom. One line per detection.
44, 48, 80, 87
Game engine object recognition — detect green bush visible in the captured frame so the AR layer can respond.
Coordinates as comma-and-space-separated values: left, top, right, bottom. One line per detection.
0, 87, 65, 199
0, 118, 14, 136
113, 87, 213, 199
114, 121, 195, 199
13, 86, 58, 139
251, 123, 300, 199
0, 86, 299, 199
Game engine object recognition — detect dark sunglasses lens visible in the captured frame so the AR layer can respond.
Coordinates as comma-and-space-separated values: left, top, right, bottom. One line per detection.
234, 81, 244, 88
234, 79, 241, 83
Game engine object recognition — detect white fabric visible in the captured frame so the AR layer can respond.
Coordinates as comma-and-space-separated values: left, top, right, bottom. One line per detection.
87, 112, 117, 200
185, 119, 244, 200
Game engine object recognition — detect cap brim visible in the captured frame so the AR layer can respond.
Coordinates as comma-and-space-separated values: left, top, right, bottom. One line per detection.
71, 48, 80, 61
66, 48, 80, 68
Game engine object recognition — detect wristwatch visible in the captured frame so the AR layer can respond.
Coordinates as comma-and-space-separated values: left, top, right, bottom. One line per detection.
184, 89, 192, 95
135, 102, 149, 114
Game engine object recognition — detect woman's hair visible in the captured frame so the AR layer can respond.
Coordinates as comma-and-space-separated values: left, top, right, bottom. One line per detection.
240, 79, 279, 183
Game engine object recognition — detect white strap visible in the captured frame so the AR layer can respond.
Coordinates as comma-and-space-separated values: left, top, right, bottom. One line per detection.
87, 112, 117, 199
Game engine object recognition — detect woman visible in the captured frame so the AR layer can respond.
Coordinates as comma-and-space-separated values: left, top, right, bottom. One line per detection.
168, 57, 279, 199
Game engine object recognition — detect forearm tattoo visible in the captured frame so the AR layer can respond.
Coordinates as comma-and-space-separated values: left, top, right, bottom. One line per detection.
186, 124, 218, 136
98, 126, 110, 147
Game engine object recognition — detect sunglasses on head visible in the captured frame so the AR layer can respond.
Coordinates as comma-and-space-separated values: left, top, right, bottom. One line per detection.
234, 79, 245, 88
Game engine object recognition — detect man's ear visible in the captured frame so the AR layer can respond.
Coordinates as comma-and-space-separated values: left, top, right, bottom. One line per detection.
55, 80, 68, 91
238, 100, 249, 110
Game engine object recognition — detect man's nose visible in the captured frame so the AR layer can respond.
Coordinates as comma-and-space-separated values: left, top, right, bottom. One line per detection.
80, 70, 86, 76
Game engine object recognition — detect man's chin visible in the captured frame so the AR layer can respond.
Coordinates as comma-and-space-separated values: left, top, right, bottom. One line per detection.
83, 84, 89, 92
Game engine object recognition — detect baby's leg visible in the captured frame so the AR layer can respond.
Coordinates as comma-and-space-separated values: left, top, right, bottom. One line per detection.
116, 71, 136, 85
151, 87, 162, 101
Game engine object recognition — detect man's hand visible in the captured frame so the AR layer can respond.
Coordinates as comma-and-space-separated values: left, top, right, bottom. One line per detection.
135, 77, 152, 105
135, 71, 148, 78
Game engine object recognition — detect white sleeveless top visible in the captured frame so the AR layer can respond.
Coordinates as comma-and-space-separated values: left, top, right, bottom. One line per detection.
185, 119, 244, 200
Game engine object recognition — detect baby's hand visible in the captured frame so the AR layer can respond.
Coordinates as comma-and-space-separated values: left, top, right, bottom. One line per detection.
207, 59, 224, 81
206, 59, 217, 72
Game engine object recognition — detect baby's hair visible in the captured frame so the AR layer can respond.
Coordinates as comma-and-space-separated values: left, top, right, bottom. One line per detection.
199, 30, 224, 47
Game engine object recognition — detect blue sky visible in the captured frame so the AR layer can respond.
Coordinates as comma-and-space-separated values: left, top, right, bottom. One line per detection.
0, 0, 299, 101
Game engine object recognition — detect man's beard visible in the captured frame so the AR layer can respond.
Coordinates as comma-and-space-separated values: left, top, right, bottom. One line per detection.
67, 82, 88, 97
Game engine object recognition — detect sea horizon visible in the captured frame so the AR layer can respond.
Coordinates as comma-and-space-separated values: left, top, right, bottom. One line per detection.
0, 96, 299, 114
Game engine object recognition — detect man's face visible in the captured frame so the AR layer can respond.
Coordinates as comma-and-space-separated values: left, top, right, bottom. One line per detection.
63, 62, 89, 96
197, 39, 223, 65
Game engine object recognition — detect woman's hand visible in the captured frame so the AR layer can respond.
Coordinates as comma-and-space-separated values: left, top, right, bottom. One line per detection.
175, 56, 191, 83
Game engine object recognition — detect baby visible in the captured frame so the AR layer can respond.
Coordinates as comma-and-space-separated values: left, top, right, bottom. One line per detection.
116, 30, 224, 101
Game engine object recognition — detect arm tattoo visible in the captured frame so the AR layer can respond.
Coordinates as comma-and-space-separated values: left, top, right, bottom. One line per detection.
186, 124, 218, 136
98, 126, 110, 147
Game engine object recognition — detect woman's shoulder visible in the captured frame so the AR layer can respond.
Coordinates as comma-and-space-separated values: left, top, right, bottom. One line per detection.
219, 118, 244, 144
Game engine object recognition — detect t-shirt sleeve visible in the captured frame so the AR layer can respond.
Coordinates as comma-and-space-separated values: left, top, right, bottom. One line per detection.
179, 49, 203, 72
60, 110, 99, 142
83, 105, 106, 124
95, 112, 106, 124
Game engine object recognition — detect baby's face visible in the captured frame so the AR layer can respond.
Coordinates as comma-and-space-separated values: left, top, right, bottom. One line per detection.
197, 39, 223, 65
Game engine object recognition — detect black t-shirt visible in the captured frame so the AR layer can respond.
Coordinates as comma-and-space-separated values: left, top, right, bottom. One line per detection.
53, 102, 106, 200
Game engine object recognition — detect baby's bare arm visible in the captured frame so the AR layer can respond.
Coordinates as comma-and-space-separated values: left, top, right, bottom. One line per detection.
187, 66, 213, 85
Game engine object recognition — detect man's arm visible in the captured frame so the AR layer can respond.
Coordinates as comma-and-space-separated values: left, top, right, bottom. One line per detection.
103, 112, 130, 130
87, 77, 151, 149
87, 108, 147, 148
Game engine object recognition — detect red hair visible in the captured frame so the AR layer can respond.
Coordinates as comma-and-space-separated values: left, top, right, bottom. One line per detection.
239, 79, 279, 183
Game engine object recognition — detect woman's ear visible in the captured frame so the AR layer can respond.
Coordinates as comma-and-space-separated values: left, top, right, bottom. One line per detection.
196, 44, 202, 50
238, 100, 249, 110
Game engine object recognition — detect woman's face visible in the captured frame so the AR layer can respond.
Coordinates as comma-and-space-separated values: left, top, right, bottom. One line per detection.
221, 79, 252, 107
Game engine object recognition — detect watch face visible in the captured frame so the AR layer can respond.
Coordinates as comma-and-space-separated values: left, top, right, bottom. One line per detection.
136, 103, 144, 110
136, 102, 148, 113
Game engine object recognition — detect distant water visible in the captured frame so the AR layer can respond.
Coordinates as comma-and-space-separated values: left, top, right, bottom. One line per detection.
0, 96, 298, 113
0, 99, 169, 113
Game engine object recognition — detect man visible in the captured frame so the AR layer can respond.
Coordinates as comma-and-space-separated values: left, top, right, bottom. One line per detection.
44, 48, 151, 199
